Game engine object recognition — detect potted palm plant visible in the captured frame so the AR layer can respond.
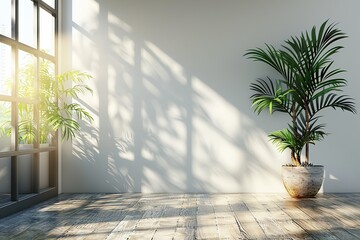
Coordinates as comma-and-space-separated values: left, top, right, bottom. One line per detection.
0, 58, 93, 192
37, 61, 94, 143
245, 20, 356, 198
1, 58, 93, 143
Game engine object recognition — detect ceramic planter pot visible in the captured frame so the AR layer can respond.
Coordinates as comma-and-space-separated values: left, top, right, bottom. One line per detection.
281, 165, 324, 198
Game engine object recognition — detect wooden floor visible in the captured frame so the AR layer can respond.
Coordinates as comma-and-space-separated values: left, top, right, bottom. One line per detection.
0, 193, 359, 239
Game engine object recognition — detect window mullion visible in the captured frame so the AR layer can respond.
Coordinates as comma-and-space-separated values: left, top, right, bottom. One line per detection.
10, 0, 19, 201
1, 0, 58, 209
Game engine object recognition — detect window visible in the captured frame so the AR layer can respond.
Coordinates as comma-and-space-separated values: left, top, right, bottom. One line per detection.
0, 0, 58, 218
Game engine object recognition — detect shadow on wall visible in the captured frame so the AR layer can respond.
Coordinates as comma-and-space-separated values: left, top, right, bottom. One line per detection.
61, 0, 288, 193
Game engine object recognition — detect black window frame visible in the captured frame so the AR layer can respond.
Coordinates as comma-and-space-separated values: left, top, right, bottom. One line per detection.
0, 0, 58, 218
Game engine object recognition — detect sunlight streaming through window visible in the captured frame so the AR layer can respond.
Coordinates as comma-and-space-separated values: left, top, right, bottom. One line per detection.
0, 0, 11, 38
43, 0, 55, 8
0, 43, 11, 96
40, 8, 55, 55
19, 0, 36, 48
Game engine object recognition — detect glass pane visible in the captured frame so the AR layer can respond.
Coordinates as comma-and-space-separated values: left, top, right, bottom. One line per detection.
0, 43, 12, 95
18, 51, 36, 99
0, 0, 11, 38
39, 59, 55, 144
19, 0, 36, 48
0, 101, 11, 152
0, 157, 11, 194
40, 8, 55, 55
39, 149, 49, 189
38, 61, 51, 189
42, 0, 55, 8
18, 103, 34, 144
18, 144, 32, 193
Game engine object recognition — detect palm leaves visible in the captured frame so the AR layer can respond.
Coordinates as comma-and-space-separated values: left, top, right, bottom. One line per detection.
0, 58, 93, 143
246, 20, 356, 166
41, 69, 94, 142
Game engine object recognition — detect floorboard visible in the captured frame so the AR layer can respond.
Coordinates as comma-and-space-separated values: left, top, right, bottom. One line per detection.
0, 193, 359, 239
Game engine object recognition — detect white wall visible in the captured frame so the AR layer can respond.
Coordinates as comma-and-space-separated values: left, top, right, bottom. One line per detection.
60, 0, 360, 193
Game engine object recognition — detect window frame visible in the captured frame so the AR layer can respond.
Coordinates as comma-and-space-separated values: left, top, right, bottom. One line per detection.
0, 0, 58, 218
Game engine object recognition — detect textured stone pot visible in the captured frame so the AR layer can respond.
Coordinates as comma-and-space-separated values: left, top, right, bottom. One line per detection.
282, 165, 324, 198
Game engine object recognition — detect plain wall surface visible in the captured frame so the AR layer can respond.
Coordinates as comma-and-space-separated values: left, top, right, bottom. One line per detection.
60, 0, 360, 193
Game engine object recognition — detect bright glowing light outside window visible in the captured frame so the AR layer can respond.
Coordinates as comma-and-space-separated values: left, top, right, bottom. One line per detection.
40, 8, 55, 55
0, 43, 12, 96
18, 51, 36, 99
0, 101, 11, 152
43, 0, 55, 8
0, 0, 11, 38
0, 2, 12, 96
0, 0, 58, 205
19, 0, 36, 48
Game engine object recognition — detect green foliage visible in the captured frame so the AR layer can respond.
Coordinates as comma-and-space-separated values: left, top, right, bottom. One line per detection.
40, 69, 94, 142
246, 20, 356, 165
0, 58, 93, 143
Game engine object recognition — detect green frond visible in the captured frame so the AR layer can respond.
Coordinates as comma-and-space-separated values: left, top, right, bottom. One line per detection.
250, 78, 293, 115
309, 93, 356, 116
268, 128, 296, 153
0, 120, 11, 137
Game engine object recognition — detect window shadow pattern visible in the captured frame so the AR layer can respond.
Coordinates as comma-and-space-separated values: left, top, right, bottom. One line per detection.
61, 0, 289, 194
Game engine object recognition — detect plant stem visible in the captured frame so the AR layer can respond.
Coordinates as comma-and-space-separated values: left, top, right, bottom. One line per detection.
305, 104, 309, 164
291, 103, 301, 166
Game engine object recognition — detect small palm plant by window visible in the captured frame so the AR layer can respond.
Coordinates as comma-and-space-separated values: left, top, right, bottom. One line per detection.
0, 58, 93, 144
